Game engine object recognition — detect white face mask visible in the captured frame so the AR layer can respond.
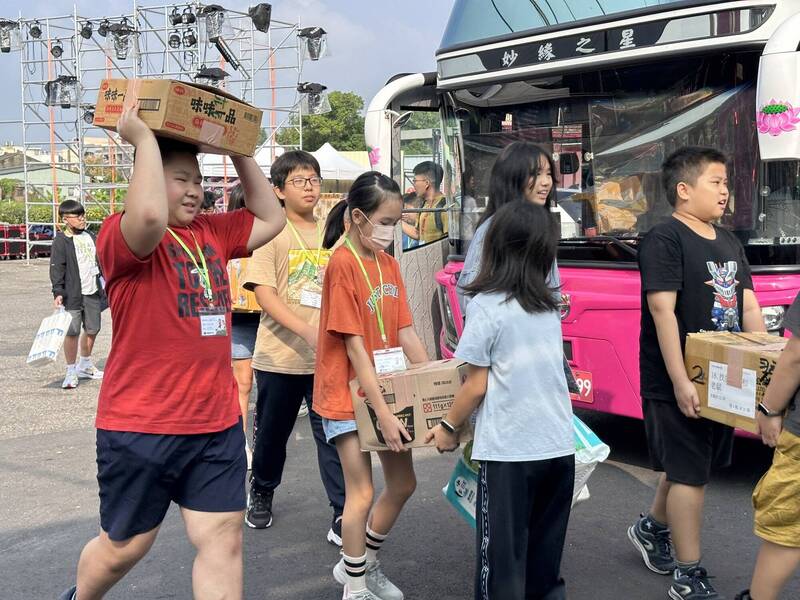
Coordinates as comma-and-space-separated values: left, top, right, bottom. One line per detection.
356, 210, 395, 251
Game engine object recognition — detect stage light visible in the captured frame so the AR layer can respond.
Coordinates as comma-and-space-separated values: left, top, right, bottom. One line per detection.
80, 21, 93, 40
170, 7, 182, 26
168, 29, 181, 49
194, 65, 229, 88
0, 19, 21, 53
83, 105, 95, 124
298, 26, 328, 61
183, 28, 197, 48
248, 4, 271, 33
29, 20, 41, 40
50, 38, 63, 58
297, 82, 330, 115
110, 17, 135, 60
182, 8, 196, 25
44, 75, 80, 108
97, 19, 110, 37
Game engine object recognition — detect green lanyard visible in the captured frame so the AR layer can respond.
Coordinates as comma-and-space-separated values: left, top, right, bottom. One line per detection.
166, 227, 214, 303
285, 219, 323, 268
344, 236, 387, 345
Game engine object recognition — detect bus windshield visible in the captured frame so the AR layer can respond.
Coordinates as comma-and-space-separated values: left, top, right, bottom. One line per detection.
449, 51, 800, 265
441, 0, 702, 49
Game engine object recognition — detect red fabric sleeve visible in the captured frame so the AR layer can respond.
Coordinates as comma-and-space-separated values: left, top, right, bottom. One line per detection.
96, 212, 151, 283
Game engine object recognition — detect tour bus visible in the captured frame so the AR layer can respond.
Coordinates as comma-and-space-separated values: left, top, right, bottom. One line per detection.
365, 0, 800, 422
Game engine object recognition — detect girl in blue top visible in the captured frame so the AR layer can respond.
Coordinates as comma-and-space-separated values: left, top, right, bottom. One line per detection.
428, 201, 575, 600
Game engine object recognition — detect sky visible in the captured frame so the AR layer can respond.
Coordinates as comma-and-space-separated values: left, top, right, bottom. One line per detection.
0, 0, 455, 145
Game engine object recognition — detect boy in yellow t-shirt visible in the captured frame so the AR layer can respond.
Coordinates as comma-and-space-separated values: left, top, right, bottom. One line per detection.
243, 151, 345, 545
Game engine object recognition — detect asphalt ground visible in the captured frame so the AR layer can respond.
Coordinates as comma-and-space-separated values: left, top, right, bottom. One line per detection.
1, 259, 798, 599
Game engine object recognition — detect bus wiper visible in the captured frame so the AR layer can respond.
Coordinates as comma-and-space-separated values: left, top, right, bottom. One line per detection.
561, 235, 639, 258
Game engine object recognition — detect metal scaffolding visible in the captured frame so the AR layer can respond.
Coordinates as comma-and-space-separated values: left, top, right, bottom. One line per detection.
3, 2, 308, 260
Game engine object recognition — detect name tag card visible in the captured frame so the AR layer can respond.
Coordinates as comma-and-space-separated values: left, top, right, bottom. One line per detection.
300, 288, 322, 309
373, 347, 407, 375
198, 307, 228, 337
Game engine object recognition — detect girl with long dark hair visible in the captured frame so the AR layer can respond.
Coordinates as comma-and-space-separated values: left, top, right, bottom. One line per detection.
427, 201, 575, 600
456, 142, 557, 313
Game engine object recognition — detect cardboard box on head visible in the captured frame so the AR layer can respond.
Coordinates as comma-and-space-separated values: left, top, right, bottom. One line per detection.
684, 331, 787, 433
351, 359, 474, 452
94, 78, 263, 157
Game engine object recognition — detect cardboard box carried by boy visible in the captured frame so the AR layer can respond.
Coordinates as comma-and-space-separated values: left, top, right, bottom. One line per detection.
351, 359, 474, 452
684, 331, 787, 433
94, 78, 263, 156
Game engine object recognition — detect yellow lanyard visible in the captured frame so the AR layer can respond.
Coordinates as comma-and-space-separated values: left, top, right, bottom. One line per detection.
166, 227, 214, 303
344, 236, 387, 345
285, 219, 323, 268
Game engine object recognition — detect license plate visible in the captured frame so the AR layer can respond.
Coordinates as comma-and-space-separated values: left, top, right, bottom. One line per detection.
569, 370, 594, 403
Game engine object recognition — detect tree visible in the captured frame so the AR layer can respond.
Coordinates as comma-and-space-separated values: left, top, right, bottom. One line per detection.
276, 91, 366, 152
401, 111, 442, 156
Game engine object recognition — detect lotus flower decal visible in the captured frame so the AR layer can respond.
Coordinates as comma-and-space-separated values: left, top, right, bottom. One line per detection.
757, 100, 800, 136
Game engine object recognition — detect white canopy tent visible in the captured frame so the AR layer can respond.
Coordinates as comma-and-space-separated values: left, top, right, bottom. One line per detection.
200, 142, 367, 181
311, 142, 368, 180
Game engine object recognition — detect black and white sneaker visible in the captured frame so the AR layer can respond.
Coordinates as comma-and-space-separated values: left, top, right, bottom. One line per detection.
669, 566, 722, 600
734, 591, 751, 600
627, 513, 676, 575
245, 488, 273, 529
57, 586, 76, 600
327, 514, 343, 546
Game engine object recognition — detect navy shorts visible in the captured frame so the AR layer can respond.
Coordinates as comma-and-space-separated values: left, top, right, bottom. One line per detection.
96, 419, 247, 541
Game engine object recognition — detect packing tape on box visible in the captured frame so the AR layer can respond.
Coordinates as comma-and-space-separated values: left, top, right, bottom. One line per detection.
199, 120, 225, 146
122, 78, 142, 111
726, 346, 745, 388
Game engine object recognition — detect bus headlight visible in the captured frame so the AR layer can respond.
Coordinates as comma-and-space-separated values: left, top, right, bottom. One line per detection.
761, 306, 785, 333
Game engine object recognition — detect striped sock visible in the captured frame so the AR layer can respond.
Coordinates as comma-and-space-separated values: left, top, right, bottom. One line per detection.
365, 526, 387, 563
342, 553, 367, 592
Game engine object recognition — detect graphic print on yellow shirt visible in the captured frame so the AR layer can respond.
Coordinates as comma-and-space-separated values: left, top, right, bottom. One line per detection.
287, 248, 331, 304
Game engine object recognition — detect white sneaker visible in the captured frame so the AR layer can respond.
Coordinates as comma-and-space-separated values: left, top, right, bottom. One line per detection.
341, 585, 382, 600
334, 559, 403, 600
77, 363, 103, 380
62, 371, 78, 389
297, 400, 309, 418
365, 561, 403, 600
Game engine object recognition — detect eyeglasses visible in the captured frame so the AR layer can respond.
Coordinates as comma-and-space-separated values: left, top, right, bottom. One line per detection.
289, 176, 323, 189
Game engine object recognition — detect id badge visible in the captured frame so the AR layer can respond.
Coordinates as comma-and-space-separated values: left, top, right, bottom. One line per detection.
300, 287, 322, 309
198, 307, 228, 337
373, 347, 407, 375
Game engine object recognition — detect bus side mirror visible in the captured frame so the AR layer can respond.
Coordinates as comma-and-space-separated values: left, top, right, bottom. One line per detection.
757, 11, 800, 161
560, 152, 579, 175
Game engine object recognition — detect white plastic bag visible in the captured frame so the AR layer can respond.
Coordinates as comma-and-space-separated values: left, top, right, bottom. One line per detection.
27, 308, 73, 367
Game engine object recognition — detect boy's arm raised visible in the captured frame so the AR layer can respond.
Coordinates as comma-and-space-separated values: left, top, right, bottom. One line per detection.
344, 334, 410, 453
230, 156, 286, 252
742, 289, 767, 333
648, 290, 700, 418
117, 105, 169, 259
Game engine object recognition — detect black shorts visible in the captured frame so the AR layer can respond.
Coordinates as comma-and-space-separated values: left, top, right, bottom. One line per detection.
642, 399, 734, 486
96, 419, 247, 541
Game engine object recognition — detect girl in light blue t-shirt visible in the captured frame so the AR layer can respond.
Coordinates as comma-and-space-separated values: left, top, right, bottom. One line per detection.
427, 201, 575, 600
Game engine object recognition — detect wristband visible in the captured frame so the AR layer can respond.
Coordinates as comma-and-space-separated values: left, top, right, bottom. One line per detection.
758, 402, 783, 418
440, 418, 457, 434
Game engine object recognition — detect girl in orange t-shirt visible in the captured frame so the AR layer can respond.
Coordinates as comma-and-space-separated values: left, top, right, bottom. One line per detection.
313, 172, 428, 600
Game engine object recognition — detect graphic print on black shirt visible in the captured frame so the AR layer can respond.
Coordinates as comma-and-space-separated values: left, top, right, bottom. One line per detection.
705, 261, 741, 332
638, 218, 753, 401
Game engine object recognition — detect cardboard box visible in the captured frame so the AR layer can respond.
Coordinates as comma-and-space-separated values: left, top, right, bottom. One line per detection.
684, 332, 787, 433
94, 79, 263, 156
351, 359, 474, 452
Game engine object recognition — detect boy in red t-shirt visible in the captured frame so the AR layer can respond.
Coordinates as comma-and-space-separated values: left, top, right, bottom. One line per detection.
58, 105, 285, 600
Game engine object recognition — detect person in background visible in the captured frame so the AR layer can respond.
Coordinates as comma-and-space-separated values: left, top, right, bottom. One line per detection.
50, 200, 106, 389
402, 161, 447, 245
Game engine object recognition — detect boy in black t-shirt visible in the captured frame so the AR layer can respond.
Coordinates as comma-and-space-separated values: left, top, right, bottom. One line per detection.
628, 147, 766, 600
